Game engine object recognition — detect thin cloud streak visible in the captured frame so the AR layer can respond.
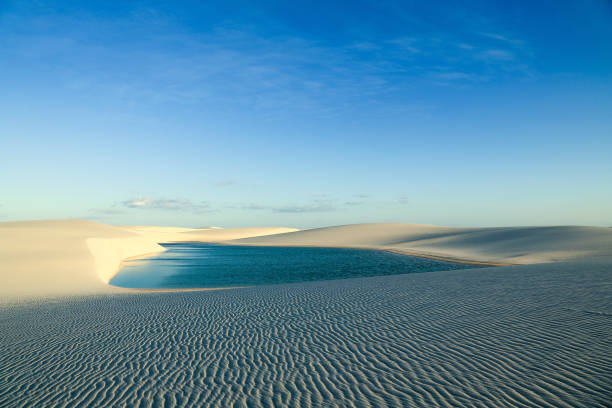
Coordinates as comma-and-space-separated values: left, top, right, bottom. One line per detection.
274, 204, 336, 213
242, 201, 336, 213
213, 180, 237, 187
121, 197, 212, 213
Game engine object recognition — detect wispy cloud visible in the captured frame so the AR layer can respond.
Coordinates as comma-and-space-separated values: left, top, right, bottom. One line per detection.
479, 49, 515, 61
431, 72, 475, 81
479, 32, 525, 47
456, 43, 475, 50
273, 203, 336, 213
349, 41, 380, 51
397, 196, 410, 204
241, 204, 268, 211
121, 197, 211, 213
242, 200, 336, 213
386, 37, 421, 54
213, 179, 236, 187
0, 9, 535, 118
240, 194, 373, 212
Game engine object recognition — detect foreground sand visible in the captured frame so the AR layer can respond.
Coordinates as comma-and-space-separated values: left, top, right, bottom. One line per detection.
1, 220, 611, 407
1, 258, 610, 407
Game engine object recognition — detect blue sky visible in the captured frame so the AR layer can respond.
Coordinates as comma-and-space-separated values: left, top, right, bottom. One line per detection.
1, 0, 611, 228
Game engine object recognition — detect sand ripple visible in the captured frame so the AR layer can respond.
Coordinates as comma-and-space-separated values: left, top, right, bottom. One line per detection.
1, 259, 611, 407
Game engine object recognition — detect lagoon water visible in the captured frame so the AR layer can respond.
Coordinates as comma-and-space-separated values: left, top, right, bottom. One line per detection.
111, 243, 477, 289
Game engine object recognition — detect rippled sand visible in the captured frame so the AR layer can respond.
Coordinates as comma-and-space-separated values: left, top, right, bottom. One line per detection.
2, 258, 610, 407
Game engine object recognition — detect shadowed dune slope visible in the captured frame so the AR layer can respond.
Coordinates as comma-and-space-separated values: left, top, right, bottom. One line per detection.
235, 223, 612, 265
1, 258, 610, 407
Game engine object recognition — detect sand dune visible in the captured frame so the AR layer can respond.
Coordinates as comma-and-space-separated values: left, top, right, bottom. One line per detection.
1, 258, 610, 407
0, 220, 160, 299
122, 225, 297, 243
0, 220, 296, 299
235, 223, 612, 265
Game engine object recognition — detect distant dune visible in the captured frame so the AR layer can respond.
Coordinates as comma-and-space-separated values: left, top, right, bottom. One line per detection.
236, 223, 612, 265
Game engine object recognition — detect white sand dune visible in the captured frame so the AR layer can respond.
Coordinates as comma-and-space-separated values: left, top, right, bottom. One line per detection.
0, 220, 296, 299
1, 219, 611, 407
235, 223, 612, 265
0, 220, 161, 299
122, 225, 298, 243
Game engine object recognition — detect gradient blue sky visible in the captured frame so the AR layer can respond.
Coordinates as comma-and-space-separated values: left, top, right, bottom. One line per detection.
1, 0, 611, 228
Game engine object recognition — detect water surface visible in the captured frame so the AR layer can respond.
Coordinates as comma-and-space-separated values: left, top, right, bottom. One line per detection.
111, 243, 478, 289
